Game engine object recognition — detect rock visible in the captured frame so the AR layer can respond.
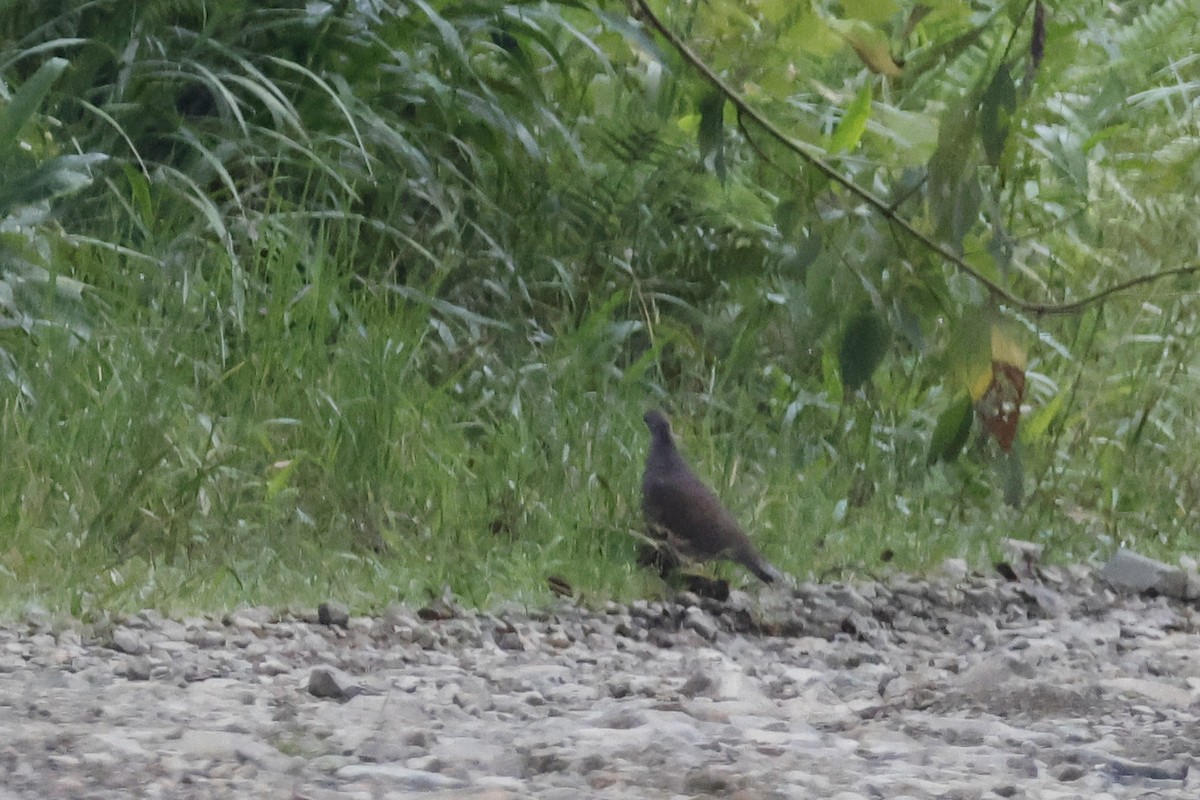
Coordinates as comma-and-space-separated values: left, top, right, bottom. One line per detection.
122, 656, 152, 681
1051, 763, 1087, 781
492, 623, 527, 652
522, 747, 570, 776
1099, 548, 1188, 598
1012, 582, 1068, 617
308, 667, 360, 700
337, 764, 467, 790
826, 584, 875, 616
682, 607, 719, 641
256, 658, 290, 676
1098, 754, 1188, 780
678, 670, 714, 698
684, 765, 736, 793
317, 602, 350, 627
1002, 537, 1044, 561
417, 587, 463, 621
939, 558, 970, 582
545, 627, 572, 649
1099, 676, 1193, 708
109, 628, 148, 656
225, 606, 274, 627
0, 563, 1196, 799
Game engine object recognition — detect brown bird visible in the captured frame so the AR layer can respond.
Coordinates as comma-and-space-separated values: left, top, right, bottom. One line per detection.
641, 410, 782, 584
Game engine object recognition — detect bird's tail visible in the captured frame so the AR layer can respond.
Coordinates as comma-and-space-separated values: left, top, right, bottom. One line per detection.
740, 551, 783, 584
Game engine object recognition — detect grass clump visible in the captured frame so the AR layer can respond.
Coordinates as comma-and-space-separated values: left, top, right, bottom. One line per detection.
1, 1, 1199, 616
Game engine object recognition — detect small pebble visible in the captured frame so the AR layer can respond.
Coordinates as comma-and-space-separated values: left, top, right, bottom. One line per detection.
0, 568, 1190, 800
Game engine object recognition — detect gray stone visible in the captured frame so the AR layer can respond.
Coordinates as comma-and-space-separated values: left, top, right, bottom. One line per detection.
122, 656, 152, 681
336, 764, 467, 790
684, 765, 736, 793
308, 667, 360, 700
682, 607, 719, 641
1002, 537, 1044, 560
317, 602, 350, 627
522, 747, 570, 776
939, 558, 970, 582
1097, 754, 1189, 780
0, 563, 1197, 799
1100, 548, 1188, 598
493, 628, 526, 652
1052, 763, 1087, 781
256, 657, 290, 676
110, 628, 148, 655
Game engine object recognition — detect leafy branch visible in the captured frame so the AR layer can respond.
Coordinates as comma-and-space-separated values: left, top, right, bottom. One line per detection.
630, 0, 1200, 316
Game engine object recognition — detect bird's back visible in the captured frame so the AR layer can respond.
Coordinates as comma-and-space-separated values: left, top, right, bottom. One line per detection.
641, 415, 760, 562
641, 410, 781, 583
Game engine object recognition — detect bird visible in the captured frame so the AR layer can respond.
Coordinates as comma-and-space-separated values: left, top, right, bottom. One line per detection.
641, 409, 782, 584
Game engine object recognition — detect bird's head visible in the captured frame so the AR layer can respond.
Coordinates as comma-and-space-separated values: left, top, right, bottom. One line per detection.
643, 409, 672, 437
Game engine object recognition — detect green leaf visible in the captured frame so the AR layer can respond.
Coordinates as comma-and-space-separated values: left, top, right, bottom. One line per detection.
1023, 387, 1066, 441
838, 309, 891, 392
979, 63, 1016, 167
830, 83, 873, 154
842, 0, 899, 23
411, 0, 467, 61
775, 199, 802, 238
0, 57, 68, 159
121, 163, 154, 227
945, 309, 994, 399
828, 19, 902, 76
698, 91, 726, 181
949, 171, 983, 244
927, 392, 973, 465
796, 231, 823, 264
804, 250, 838, 330
0, 153, 108, 217
927, 101, 978, 241
871, 104, 939, 166
594, 9, 670, 64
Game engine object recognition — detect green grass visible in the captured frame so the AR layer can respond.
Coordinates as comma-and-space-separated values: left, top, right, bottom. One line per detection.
3, 0, 1200, 617
3, 251, 1197, 619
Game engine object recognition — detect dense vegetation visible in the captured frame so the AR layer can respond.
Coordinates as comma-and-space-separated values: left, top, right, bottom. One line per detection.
1, 0, 1197, 614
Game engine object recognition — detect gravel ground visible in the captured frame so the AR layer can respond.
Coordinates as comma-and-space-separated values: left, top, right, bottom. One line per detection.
1, 562, 1197, 799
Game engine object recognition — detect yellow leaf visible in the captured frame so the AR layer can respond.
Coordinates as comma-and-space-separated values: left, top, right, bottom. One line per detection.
828, 19, 902, 76
947, 312, 993, 401
991, 326, 1027, 369
967, 363, 993, 402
